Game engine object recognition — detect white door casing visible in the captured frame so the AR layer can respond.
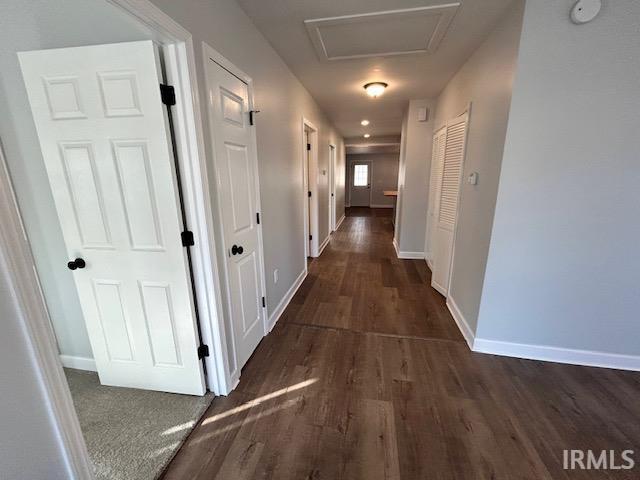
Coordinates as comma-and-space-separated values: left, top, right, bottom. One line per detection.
426, 126, 447, 266
329, 144, 336, 231
431, 111, 469, 296
19, 40, 206, 395
350, 161, 372, 207
204, 55, 266, 372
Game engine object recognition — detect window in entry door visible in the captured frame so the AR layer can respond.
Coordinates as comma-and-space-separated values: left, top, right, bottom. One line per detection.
353, 164, 368, 186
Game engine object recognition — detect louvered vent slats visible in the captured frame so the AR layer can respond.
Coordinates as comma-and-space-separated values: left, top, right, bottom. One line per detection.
438, 120, 466, 229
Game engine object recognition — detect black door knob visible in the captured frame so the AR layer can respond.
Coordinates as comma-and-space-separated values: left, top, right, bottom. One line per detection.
231, 245, 244, 255
67, 258, 86, 270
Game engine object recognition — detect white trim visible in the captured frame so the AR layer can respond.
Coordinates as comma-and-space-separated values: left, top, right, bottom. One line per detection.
201, 42, 269, 388
392, 238, 424, 259
445, 296, 474, 349
370, 204, 394, 208
267, 269, 307, 332
473, 338, 640, 372
329, 143, 336, 232
302, 118, 319, 259
318, 235, 330, 256
335, 214, 346, 230
60, 355, 97, 372
0, 141, 94, 479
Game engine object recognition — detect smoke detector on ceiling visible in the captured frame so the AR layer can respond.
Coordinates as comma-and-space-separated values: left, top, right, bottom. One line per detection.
570, 0, 602, 24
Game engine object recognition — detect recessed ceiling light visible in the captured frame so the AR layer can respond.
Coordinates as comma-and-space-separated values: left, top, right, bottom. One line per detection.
364, 82, 388, 98
361, 120, 370, 126
364, 134, 371, 138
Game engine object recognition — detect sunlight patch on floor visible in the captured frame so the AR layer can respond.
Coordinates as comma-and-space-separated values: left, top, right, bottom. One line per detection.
201, 377, 318, 426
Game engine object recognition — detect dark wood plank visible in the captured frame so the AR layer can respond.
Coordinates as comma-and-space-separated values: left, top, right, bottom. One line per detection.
163, 208, 640, 480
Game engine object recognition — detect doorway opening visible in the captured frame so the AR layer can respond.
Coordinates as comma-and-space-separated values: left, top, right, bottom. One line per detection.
302, 118, 319, 260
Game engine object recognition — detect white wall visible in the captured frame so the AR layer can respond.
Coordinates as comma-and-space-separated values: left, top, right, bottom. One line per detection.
0, 0, 154, 360
477, 0, 640, 356
433, 0, 525, 333
346, 153, 399, 208
0, 261, 70, 479
394, 99, 434, 255
150, 0, 344, 326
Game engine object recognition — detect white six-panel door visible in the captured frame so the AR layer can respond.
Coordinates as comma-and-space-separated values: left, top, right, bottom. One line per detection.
205, 57, 266, 371
19, 41, 206, 395
431, 112, 469, 296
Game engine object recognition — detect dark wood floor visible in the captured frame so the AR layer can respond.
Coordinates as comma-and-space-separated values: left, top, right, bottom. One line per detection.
163, 208, 640, 479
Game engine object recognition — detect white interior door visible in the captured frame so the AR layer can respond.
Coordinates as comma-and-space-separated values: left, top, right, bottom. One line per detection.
329, 145, 336, 231
432, 112, 469, 295
205, 57, 265, 371
426, 126, 447, 266
350, 161, 371, 207
19, 41, 206, 395
306, 130, 313, 255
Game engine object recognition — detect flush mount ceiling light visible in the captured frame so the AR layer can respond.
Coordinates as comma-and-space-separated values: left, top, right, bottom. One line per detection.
361, 119, 370, 126
364, 82, 388, 98
364, 133, 371, 138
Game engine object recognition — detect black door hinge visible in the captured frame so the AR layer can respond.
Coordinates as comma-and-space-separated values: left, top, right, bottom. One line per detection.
181, 231, 195, 247
197, 344, 209, 359
309, 234, 312, 241
256, 212, 260, 224
262, 296, 266, 308
160, 84, 176, 106
307, 143, 311, 151
308, 191, 312, 198
249, 110, 261, 126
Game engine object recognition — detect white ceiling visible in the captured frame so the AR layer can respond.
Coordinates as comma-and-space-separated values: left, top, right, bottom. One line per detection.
236, 0, 514, 137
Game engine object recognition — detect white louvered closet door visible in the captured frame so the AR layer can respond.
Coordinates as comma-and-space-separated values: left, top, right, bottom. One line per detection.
431, 112, 469, 295
426, 126, 447, 267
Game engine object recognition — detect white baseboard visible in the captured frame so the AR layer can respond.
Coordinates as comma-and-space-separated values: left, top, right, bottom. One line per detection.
318, 235, 330, 256
370, 204, 394, 208
267, 269, 307, 332
446, 297, 475, 349
392, 238, 424, 259
473, 338, 640, 372
442, 296, 640, 372
60, 354, 96, 372
335, 214, 346, 230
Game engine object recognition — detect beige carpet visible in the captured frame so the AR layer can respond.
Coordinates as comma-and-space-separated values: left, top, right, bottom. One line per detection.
65, 368, 213, 480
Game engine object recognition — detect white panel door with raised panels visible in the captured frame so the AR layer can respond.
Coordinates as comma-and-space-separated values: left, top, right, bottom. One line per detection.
19, 41, 206, 395
205, 57, 265, 371
432, 112, 469, 295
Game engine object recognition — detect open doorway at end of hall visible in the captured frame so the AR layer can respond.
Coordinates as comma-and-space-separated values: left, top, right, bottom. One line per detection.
346, 152, 400, 218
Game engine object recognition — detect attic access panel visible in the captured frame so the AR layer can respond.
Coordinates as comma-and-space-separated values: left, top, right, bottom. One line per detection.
305, 3, 460, 61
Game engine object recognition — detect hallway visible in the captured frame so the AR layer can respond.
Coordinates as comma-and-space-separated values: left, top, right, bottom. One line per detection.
163, 209, 640, 479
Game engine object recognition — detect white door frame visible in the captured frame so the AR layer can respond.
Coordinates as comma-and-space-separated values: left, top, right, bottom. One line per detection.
201, 42, 268, 386
329, 143, 336, 232
0, 0, 234, 476
302, 118, 319, 259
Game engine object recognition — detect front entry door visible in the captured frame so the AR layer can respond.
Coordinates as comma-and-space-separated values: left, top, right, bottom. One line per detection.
350, 161, 371, 207
205, 56, 266, 371
19, 41, 206, 395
